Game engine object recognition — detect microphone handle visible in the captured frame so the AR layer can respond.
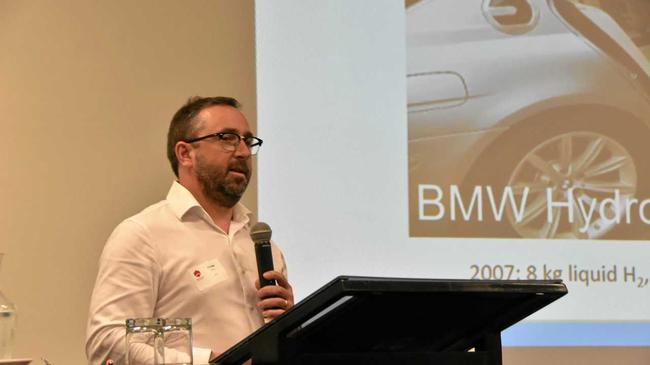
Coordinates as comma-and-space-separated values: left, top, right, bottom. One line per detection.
255, 241, 277, 287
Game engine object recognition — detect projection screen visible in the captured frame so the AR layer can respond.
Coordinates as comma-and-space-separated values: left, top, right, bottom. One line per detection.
255, 0, 650, 346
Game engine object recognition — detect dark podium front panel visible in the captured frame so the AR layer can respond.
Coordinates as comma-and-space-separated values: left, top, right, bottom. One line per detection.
212, 276, 567, 365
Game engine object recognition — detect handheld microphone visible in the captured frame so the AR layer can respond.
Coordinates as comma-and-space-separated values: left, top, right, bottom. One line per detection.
250, 222, 277, 287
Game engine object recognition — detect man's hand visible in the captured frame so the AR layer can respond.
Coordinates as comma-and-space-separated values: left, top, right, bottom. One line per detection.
209, 351, 251, 365
255, 271, 294, 321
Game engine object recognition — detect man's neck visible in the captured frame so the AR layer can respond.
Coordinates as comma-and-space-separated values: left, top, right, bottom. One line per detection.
179, 179, 235, 234
202, 202, 234, 234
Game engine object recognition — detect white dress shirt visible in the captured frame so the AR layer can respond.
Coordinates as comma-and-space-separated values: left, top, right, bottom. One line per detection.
85, 181, 287, 364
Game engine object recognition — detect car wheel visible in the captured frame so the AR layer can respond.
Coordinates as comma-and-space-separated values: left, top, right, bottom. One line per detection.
461, 110, 650, 240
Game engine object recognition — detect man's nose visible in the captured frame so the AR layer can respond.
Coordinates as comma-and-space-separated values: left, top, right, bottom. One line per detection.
233, 140, 252, 157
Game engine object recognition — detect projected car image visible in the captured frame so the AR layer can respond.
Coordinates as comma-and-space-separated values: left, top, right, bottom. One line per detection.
407, 0, 650, 239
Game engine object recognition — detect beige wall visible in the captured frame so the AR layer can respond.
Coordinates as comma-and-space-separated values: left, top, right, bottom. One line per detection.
0, 1, 256, 363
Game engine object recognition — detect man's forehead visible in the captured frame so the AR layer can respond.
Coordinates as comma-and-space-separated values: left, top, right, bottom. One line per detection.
195, 105, 251, 133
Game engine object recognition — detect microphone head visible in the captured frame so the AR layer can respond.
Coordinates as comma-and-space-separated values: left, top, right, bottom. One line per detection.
250, 222, 272, 243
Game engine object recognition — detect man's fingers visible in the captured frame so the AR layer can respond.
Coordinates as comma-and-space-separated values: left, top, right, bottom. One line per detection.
258, 297, 290, 321
262, 308, 286, 320
255, 270, 294, 322
257, 296, 290, 310
262, 271, 292, 289
257, 285, 291, 301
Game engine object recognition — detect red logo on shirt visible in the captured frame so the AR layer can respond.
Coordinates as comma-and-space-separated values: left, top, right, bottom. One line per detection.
193, 270, 201, 278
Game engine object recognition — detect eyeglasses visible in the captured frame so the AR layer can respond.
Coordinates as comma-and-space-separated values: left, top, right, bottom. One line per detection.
184, 132, 263, 155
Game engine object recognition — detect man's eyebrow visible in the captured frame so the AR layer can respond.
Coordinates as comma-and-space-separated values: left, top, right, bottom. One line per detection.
218, 127, 253, 137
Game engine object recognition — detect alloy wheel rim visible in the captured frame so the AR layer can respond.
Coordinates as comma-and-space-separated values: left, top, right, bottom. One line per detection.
506, 131, 637, 239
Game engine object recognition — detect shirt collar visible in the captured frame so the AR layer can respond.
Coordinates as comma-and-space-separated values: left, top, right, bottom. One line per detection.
166, 181, 251, 226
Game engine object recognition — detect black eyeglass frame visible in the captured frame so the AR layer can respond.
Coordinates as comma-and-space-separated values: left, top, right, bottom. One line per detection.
183, 132, 263, 154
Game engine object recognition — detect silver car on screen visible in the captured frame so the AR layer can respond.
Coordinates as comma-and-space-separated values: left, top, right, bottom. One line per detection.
407, 0, 650, 239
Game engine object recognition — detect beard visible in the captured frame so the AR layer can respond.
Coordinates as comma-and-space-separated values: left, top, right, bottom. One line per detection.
195, 155, 251, 208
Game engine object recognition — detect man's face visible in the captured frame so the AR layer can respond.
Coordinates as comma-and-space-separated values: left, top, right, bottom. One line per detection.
191, 105, 253, 208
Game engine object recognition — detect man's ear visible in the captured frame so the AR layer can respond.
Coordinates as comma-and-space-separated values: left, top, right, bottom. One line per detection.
175, 141, 194, 170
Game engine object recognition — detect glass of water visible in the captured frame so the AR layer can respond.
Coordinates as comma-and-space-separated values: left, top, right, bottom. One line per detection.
125, 318, 193, 365
125, 318, 164, 365
161, 318, 192, 365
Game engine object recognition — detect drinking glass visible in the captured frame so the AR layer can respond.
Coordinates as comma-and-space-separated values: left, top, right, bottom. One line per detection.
161, 318, 192, 365
125, 318, 164, 365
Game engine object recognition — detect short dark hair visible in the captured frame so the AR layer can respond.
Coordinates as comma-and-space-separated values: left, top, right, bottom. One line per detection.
167, 96, 241, 177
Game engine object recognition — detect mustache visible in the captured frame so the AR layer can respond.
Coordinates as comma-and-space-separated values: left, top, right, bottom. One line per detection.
228, 161, 250, 174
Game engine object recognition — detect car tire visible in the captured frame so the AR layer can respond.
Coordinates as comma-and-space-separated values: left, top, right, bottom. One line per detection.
458, 108, 650, 240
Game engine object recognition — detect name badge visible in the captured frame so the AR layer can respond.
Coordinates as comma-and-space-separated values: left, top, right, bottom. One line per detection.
191, 259, 228, 291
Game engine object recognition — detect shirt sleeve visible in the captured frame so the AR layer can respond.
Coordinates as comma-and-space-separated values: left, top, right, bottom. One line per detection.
193, 347, 213, 364
85, 219, 161, 364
